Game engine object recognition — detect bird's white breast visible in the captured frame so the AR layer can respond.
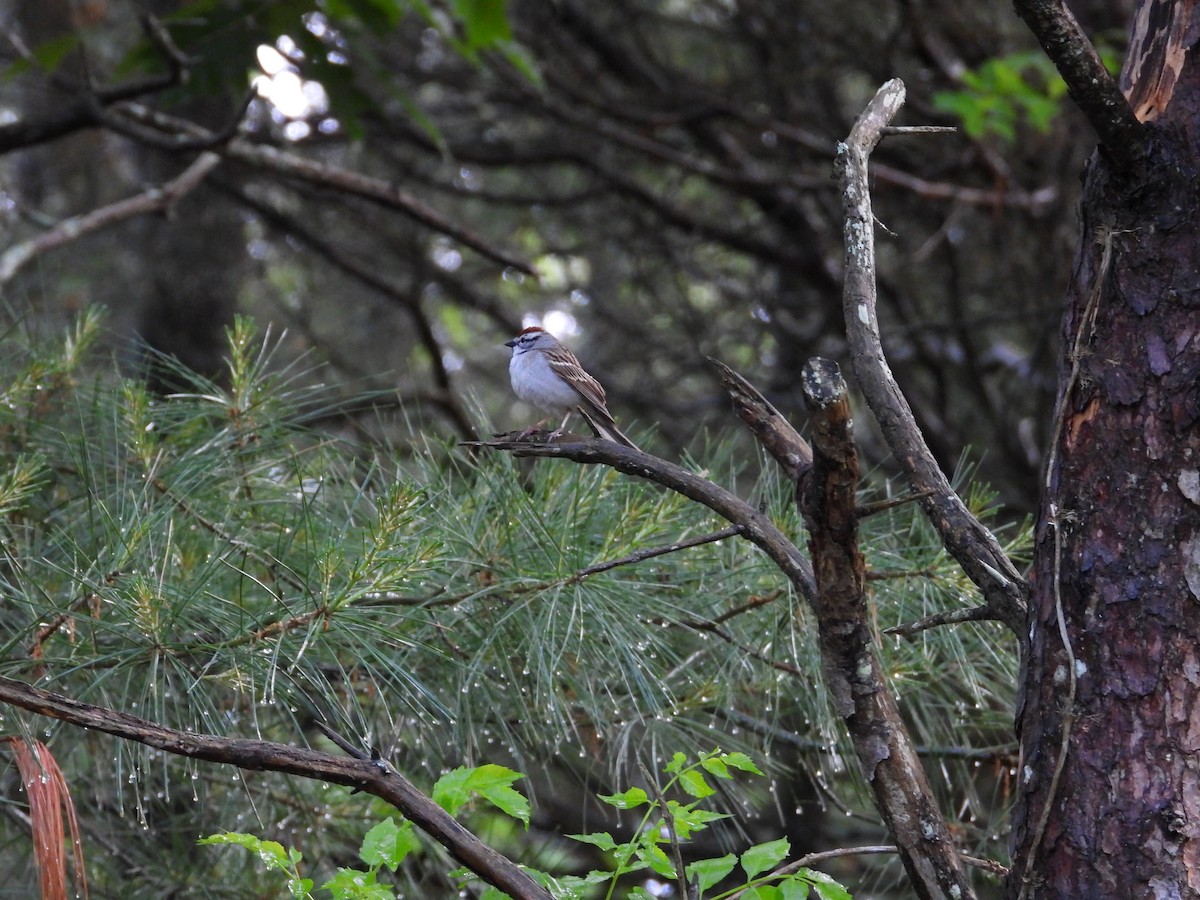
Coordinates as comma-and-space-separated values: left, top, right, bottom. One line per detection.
509, 349, 580, 415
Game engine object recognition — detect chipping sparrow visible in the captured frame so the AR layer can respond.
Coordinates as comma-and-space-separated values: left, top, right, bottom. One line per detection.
505, 325, 639, 449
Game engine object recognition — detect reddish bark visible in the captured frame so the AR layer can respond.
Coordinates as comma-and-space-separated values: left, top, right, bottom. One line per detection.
1010, 7, 1200, 895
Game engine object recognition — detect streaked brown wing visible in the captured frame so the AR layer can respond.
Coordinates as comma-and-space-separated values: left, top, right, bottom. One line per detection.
546, 348, 608, 409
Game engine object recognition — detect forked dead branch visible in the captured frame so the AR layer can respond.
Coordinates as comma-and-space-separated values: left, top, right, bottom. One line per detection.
474, 79, 1029, 900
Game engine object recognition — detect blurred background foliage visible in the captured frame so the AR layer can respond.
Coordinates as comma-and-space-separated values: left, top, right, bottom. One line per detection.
0, 0, 1129, 896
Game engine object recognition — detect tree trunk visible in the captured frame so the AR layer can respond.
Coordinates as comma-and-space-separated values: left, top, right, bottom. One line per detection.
1009, 5, 1200, 895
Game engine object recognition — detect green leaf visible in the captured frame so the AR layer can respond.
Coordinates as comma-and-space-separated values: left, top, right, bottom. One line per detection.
721, 752, 765, 776
360, 817, 419, 871
664, 752, 689, 775
198, 832, 298, 871
742, 837, 790, 879
599, 787, 649, 810
740, 887, 781, 900
805, 868, 854, 900
700, 755, 730, 779
778, 876, 810, 900
685, 853, 737, 890
670, 803, 728, 839
637, 841, 676, 878
450, 0, 512, 49
322, 866, 394, 900
678, 769, 715, 798
565, 831, 619, 851
6, 32, 80, 79
432, 764, 530, 825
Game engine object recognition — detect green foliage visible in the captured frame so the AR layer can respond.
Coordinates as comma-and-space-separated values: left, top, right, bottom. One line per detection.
98, 0, 536, 136
932, 52, 1069, 141
557, 750, 850, 900
932, 47, 1124, 142
0, 309, 1025, 894
198, 832, 314, 898
201, 762, 522, 898
432, 763, 530, 824
203, 752, 852, 899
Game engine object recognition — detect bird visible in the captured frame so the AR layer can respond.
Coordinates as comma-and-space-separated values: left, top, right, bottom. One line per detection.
505, 325, 639, 449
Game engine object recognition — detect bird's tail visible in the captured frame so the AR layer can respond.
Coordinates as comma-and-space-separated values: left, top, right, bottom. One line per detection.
578, 406, 640, 451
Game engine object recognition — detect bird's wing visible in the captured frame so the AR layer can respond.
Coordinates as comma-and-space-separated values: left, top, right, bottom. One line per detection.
546, 350, 608, 409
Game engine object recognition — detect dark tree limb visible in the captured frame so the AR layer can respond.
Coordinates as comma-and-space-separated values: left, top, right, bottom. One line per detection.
708, 358, 812, 482
835, 79, 1028, 638
0, 677, 552, 900
110, 105, 536, 277
798, 358, 975, 900
1010, 0, 1146, 173
465, 436, 816, 599
0, 14, 187, 154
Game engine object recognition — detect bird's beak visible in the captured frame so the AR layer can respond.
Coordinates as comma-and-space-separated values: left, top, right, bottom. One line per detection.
504, 339, 517, 348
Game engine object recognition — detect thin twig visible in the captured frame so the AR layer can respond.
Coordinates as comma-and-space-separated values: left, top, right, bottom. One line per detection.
639, 762, 692, 900
865, 566, 937, 581
313, 721, 370, 760
880, 125, 957, 134
706, 590, 783, 626
856, 489, 933, 519
884, 603, 999, 637
568, 525, 742, 582
110, 104, 536, 276
675, 617, 801, 676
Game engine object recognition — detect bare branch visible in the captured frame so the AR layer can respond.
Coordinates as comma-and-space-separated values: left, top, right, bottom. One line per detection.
218, 181, 476, 440
0, 676, 552, 900
798, 357, 974, 900
566, 524, 742, 582
708, 358, 812, 482
0, 15, 186, 154
884, 603, 998, 638
835, 79, 1028, 637
111, 105, 536, 276
0, 153, 221, 286
1011, 0, 1146, 173
463, 435, 816, 599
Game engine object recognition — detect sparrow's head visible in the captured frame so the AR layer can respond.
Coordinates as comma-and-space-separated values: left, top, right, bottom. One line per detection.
505, 326, 555, 353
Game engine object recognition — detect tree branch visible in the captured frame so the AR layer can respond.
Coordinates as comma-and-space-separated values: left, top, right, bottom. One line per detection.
110, 105, 536, 276
0, 152, 222, 286
464, 436, 816, 600
1010, 0, 1146, 173
708, 358, 812, 482
884, 603, 998, 638
567, 524, 743, 582
798, 357, 974, 900
835, 79, 1028, 637
0, 676, 552, 900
